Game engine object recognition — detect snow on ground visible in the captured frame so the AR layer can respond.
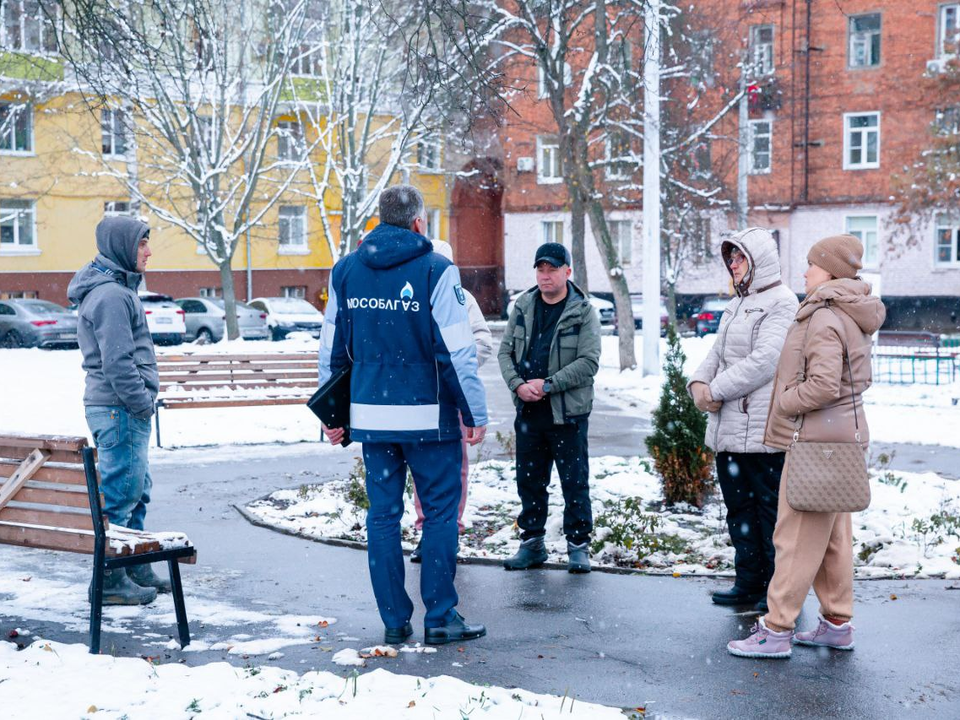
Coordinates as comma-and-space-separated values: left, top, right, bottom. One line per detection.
0, 639, 620, 719
247, 455, 960, 580
2, 332, 956, 451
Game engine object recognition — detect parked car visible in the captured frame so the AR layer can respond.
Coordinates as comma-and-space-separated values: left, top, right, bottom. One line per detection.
693, 296, 731, 336
0, 299, 79, 349
505, 291, 616, 325
175, 297, 271, 343
614, 294, 668, 336
138, 292, 186, 345
249, 297, 324, 340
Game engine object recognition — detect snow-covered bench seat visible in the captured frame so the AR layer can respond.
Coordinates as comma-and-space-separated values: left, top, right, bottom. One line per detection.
154, 352, 318, 446
0, 434, 197, 653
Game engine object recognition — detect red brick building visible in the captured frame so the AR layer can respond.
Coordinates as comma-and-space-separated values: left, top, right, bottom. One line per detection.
491, 1, 960, 328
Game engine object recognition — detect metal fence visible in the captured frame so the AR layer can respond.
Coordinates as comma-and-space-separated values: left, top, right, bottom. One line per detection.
872, 332, 959, 385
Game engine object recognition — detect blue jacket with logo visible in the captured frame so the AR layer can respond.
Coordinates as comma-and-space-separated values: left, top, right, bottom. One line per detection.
318, 222, 488, 444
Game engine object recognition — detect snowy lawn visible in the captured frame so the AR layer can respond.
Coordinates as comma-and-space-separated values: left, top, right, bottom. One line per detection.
0, 639, 622, 719
246, 455, 960, 580
1, 332, 956, 450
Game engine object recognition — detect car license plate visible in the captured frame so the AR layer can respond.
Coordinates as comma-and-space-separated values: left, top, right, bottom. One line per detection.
155, 317, 172, 324
59, 333, 77, 340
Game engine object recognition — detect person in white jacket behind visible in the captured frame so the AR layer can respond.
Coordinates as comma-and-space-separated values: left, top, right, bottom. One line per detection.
410, 240, 493, 562
687, 227, 799, 611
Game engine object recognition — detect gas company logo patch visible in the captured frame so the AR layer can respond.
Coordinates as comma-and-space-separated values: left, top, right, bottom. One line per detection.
454, 284, 466, 305
345, 280, 420, 312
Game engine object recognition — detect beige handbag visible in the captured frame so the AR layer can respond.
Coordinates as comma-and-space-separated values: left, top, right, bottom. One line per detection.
785, 312, 871, 513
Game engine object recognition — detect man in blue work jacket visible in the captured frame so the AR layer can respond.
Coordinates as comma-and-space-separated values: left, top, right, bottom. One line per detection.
318, 185, 488, 646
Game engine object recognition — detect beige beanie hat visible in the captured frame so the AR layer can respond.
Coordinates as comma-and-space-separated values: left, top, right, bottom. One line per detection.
807, 234, 863, 279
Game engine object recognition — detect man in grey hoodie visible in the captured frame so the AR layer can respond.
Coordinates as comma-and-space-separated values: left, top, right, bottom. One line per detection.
67, 215, 166, 606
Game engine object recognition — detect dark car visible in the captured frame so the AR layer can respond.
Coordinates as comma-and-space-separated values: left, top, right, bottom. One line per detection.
693, 296, 731, 336
0, 299, 79, 348
614, 294, 668, 336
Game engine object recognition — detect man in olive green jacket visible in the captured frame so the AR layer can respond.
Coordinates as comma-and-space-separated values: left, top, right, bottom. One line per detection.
498, 242, 601, 573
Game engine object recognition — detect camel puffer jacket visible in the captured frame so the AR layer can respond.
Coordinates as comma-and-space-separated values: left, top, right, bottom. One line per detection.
688, 227, 799, 454
764, 278, 886, 450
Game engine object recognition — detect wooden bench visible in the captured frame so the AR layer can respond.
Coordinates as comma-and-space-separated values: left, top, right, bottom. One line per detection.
155, 353, 317, 446
0, 434, 197, 653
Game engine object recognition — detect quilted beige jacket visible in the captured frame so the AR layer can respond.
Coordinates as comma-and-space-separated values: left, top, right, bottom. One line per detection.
688, 227, 799, 454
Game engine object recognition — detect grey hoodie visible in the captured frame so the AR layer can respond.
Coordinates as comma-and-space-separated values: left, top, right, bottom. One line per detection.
67, 216, 158, 417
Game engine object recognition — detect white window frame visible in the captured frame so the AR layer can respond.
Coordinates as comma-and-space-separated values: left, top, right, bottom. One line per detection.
848, 13, 882, 68
101, 108, 128, 158
0, 1, 57, 54
281, 285, 307, 299
540, 220, 564, 246
537, 62, 572, 99
844, 214, 880, 269
843, 112, 881, 170
0, 199, 38, 254
609, 219, 633, 265
289, 43, 321, 77
417, 135, 441, 171
198, 286, 222, 298
278, 205, 309, 255
604, 133, 632, 181
0, 101, 33, 154
104, 201, 131, 216
749, 24, 775, 76
536, 136, 562, 184
748, 119, 772, 174
934, 214, 960, 267
276, 119, 304, 163
424, 208, 441, 240
938, 3, 960, 57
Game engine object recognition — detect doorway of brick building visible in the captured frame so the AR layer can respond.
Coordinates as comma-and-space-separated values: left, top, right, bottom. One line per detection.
449, 158, 504, 317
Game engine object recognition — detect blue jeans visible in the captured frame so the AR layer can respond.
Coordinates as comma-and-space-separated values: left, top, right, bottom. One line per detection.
362, 440, 462, 629
85, 406, 152, 530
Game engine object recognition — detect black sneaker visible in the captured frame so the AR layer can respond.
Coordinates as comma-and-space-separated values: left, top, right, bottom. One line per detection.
424, 613, 486, 645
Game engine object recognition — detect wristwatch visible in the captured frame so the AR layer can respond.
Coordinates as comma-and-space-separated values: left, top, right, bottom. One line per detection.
542, 378, 553, 395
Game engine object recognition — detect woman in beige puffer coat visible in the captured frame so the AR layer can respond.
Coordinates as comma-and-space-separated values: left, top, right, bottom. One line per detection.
688, 227, 799, 609
728, 233, 885, 659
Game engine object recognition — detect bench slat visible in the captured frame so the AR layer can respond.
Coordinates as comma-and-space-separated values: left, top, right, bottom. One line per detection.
0, 484, 93, 509
0, 505, 95, 531
0, 435, 88, 452
158, 361, 315, 372
0, 461, 87, 485
161, 370, 317, 383
160, 397, 310, 410
0, 523, 98, 555
0, 449, 49, 513
0, 446, 89, 465
161, 382, 315, 394
159, 353, 314, 363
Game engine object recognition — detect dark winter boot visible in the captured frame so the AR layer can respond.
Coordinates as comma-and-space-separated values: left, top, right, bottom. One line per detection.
711, 584, 766, 606
409, 539, 423, 564
567, 541, 591, 574
128, 564, 173, 594
90, 569, 157, 606
503, 536, 547, 571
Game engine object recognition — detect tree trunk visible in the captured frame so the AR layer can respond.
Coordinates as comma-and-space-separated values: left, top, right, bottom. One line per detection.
585, 198, 637, 369
570, 189, 588, 292
665, 280, 678, 329
219, 257, 240, 340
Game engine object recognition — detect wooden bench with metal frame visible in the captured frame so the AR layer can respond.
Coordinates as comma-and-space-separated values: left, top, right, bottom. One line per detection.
0, 434, 197, 654
154, 352, 317, 446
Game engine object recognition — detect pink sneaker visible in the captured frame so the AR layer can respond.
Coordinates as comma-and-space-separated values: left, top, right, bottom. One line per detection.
727, 617, 793, 659
793, 614, 855, 650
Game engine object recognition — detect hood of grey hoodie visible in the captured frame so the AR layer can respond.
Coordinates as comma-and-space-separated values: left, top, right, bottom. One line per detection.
68, 216, 149, 303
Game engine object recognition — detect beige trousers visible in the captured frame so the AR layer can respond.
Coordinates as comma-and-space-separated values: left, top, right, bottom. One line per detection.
763, 457, 854, 630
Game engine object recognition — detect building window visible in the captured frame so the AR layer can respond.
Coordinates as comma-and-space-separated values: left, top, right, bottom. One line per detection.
749, 25, 775, 76
537, 61, 572, 99
605, 132, 633, 181
848, 14, 881, 68
609, 220, 633, 265
101, 108, 128, 157
845, 215, 880, 269
540, 220, 563, 246
935, 214, 960, 265
0, 102, 32, 153
749, 120, 772, 174
196, 115, 214, 157
289, 43, 320, 76
278, 206, 308, 253
276, 120, 304, 162
417, 135, 441, 171
281, 286, 307, 299
0, 199, 36, 252
0, 1, 57, 54
935, 106, 960, 134
693, 216, 714, 264
424, 208, 441, 240
843, 112, 880, 169
198, 286, 222, 298
537, 136, 562, 184
104, 201, 131, 216
0, 290, 38, 299
939, 3, 959, 57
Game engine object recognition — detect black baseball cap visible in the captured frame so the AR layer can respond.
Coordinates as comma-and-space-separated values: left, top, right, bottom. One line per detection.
533, 242, 571, 268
